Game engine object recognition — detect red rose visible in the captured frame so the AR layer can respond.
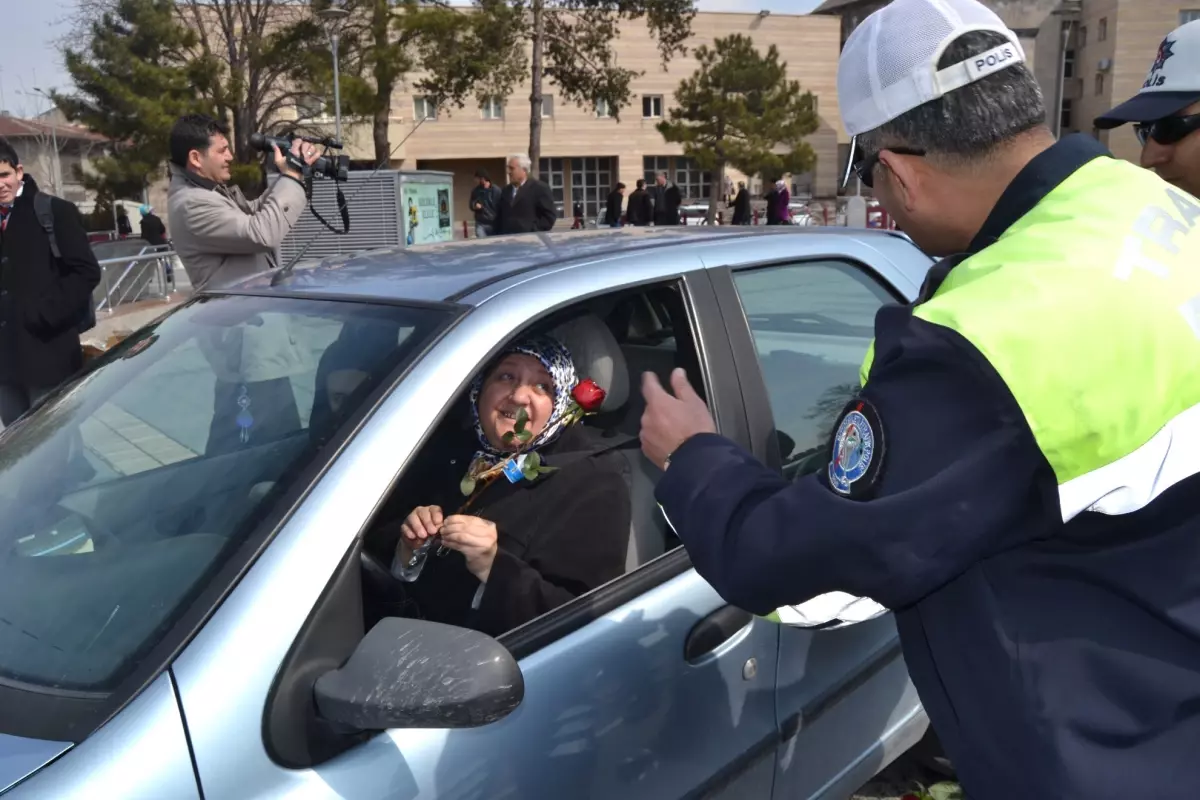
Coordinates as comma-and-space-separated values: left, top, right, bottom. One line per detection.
572, 378, 606, 412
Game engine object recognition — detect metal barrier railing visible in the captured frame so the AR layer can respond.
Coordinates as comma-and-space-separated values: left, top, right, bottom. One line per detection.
95, 249, 181, 313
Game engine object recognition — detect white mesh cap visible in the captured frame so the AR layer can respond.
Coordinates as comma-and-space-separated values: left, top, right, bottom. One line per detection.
837, 0, 1026, 137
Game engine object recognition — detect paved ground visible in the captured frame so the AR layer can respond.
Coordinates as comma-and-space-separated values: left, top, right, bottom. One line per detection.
852, 749, 958, 800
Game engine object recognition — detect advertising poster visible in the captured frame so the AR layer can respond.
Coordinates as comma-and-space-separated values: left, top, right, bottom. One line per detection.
404, 182, 453, 245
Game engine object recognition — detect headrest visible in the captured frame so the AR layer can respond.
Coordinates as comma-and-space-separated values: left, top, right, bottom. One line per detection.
552, 314, 630, 411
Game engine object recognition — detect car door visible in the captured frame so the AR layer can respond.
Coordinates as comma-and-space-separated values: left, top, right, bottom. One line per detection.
696, 232, 932, 799
171, 257, 783, 800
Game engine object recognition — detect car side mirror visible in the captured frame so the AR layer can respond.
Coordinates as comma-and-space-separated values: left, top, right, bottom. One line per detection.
313, 617, 524, 731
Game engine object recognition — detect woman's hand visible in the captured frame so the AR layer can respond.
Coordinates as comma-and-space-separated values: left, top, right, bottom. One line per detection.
396, 505, 444, 562
440, 515, 499, 583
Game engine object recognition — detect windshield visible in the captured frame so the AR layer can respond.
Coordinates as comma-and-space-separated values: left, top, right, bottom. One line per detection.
0, 294, 449, 695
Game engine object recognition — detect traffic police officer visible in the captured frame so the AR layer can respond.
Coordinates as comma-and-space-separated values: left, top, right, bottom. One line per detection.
639, 0, 1200, 797
1096, 19, 1200, 199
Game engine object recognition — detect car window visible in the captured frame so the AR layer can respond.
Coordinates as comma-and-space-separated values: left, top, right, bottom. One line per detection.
0, 294, 449, 694
731, 260, 894, 474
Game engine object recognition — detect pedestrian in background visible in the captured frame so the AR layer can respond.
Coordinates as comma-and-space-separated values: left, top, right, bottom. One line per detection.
626, 179, 653, 226
1095, 19, 1200, 198
649, 171, 681, 225
0, 138, 101, 424
731, 181, 751, 225
138, 204, 168, 247
470, 169, 501, 238
638, 0, 1200, 796
605, 182, 625, 228
495, 154, 557, 234
771, 179, 791, 224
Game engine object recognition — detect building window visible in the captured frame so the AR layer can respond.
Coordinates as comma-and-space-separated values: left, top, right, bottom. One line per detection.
1098, 18, 1107, 41
1078, 25, 1086, 47
674, 157, 711, 203
1182, 10, 1200, 24
643, 155, 670, 186
481, 96, 504, 120
1061, 99, 1073, 132
570, 157, 615, 220
595, 98, 612, 119
542, 95, 554, 118
1064, 49, 1075, 79
1095, 73, 1104, 96
642, 95, 663, 119
538, 158, 566, 218
413, 96, 438, 121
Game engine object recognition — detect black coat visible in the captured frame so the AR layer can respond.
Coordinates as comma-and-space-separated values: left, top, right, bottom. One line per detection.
371, 423, 633, 637
650, 183, 682, 225
469, 183, 502, 225
732, 188, 751, 224
139, 213, 167, 247
626, 189, 653, 226
0, 177, 102, 388
605, 190, 624, 225
495, 178, 558, 235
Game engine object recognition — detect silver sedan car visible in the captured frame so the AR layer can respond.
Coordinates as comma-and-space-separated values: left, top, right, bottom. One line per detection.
0, 226, 932, 799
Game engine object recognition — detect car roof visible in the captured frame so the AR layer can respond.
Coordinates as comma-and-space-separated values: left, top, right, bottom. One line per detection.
231, 226, 911, 305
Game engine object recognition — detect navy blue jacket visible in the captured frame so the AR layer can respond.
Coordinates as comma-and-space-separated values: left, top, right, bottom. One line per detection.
656, 136, 1200, 798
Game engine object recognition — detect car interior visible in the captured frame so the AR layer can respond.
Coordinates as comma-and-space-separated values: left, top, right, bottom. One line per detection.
358, 280, 706, 638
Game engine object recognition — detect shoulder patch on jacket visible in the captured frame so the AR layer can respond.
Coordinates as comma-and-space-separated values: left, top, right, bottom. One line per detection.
827, 396, 886, 500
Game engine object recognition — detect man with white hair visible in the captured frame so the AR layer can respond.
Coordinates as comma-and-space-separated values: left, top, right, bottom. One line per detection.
494, 153, 557, 234
636, 0, 1200, 796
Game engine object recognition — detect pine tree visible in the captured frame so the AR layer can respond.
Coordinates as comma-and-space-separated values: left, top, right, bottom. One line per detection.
276, 0, 520, 167
56, 0, 212, 202
657, 34, 820, 224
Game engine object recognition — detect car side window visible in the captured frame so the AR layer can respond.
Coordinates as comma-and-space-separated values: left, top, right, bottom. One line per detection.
731, 260, 895, 475
360, 282, 708, 645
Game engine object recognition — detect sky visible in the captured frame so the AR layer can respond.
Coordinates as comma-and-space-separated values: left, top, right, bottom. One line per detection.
4, 0, 824, 117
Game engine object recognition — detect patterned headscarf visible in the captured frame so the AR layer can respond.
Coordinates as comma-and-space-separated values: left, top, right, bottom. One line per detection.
469, 335, 577, 470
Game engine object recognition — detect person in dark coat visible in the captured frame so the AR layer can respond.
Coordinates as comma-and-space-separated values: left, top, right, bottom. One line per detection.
0, 140, 102, 425
116, 205, 133, 236
605, 182, 625, 227
469, 169, 502, 238
731, 181, 751, 225
372, 335, 632, 637
649, 171, 682, 226
626, 179, 653, 226
763, 182, 780, 225
138, 204, 168, 247
494, 154, 558, 235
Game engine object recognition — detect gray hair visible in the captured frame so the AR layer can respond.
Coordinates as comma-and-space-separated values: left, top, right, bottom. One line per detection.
857, 31, 1046, 161
508, 153, 532, 171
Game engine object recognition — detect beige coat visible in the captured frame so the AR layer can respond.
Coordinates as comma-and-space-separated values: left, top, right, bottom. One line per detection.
167, 164, 313, 383
167, 163, 307, 290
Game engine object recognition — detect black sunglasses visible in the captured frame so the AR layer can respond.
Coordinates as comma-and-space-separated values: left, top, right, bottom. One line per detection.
851, 147, 927, 189
1134, 113, 1200, 147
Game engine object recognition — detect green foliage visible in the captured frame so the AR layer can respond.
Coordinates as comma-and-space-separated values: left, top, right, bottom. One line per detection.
461, 0, 698, 169
57, 0, 212, 200
657, 34, 820, 217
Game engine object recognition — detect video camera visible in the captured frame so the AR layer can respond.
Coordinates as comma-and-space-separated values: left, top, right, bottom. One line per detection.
248, 132, 350, 182
249, 131, 351, 236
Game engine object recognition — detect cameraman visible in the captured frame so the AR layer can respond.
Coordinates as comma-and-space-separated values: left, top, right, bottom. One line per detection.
167, 114, 319, 290
167, 113, 321, 454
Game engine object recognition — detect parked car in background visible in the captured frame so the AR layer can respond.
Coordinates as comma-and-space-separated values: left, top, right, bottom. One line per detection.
0, 227, 934, 800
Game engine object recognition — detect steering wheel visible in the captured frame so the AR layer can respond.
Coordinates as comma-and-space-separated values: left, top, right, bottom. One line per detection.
12, 504, 122, 557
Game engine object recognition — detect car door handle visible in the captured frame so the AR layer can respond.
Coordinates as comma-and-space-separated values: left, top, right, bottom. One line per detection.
684, 605, 755, 662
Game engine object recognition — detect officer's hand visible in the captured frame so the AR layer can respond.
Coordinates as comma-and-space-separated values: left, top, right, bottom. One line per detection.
639, 368, 716, 470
